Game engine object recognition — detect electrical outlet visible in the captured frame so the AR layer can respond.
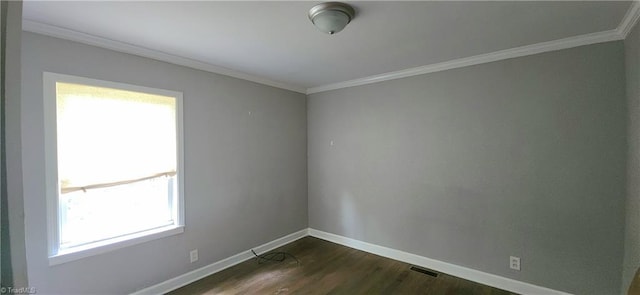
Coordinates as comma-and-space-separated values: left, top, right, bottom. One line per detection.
190, 249, 198, 263
510, 256, 520, 271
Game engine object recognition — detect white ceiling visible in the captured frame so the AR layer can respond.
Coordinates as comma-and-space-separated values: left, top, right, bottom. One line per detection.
22, 1, 636, 93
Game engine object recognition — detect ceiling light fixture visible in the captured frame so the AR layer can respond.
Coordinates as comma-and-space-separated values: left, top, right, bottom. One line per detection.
308, 2, 355, 35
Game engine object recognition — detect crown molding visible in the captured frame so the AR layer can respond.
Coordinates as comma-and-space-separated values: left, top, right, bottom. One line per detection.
618, 0, 640, 39
22, 20, 307, 94
23, 0, 640, 97
306, 29, 621, 94
307, 1, 640, 94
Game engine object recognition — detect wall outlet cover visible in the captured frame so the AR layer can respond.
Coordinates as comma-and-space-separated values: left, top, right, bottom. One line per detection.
510, 256, 520, 271
190, 249, 198, 263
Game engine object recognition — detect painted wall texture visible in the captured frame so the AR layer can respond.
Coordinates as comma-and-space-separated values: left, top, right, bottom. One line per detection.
624, 19, 640, 295
13, 19, 635, 294
20, 32, 307, 294
2, 0, 28, 288
308, 41, 627, 295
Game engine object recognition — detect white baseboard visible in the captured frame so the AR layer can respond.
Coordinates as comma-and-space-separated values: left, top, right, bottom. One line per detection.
130, 229, 309, 295
308, 228, 571, 295
131, 228, 570, 295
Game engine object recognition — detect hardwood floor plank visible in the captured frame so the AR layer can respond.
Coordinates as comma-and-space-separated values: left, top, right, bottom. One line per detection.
168, 237, 517, 295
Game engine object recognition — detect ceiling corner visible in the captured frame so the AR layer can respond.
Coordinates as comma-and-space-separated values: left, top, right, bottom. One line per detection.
21, 20, 307, 94
617, 0, 640, 38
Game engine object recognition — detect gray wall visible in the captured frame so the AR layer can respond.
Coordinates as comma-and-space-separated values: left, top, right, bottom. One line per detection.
20, 32, 307, 294
2, 0, 29, 288
623, 20, 640, 294
308, 42, 627, 294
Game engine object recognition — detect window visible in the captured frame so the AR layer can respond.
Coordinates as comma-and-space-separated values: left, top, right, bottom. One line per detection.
44, 72, 184, 265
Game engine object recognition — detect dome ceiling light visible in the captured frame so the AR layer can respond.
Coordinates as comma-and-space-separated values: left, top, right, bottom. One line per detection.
308, 2, 355, 35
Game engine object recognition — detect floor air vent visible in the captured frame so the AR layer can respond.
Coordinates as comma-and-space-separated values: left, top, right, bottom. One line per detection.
410, 266, 439, 277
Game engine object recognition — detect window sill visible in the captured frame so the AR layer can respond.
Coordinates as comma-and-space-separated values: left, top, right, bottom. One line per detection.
49, 225, 184, 266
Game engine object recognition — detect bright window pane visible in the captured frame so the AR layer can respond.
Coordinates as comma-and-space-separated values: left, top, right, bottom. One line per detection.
56, 82, 177, 190
55, 81, 180, 251
59, 176, 176, 248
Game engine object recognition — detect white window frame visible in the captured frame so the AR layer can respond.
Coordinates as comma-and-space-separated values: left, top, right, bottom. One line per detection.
43, 72, 185, 266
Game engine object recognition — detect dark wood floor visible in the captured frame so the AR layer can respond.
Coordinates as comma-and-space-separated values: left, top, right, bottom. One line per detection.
168, 237, 517, 295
